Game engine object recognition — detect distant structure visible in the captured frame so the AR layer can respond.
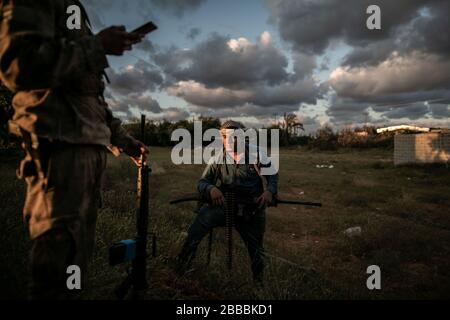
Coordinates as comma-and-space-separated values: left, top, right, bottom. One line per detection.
376, 125, 430, 134
377, 125, 450, 166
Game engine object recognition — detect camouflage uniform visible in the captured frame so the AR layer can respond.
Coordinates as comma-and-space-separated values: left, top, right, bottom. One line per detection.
0, 0, 137, 299
178, 144, 278, 281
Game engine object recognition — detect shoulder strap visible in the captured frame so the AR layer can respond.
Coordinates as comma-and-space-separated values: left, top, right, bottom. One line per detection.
253, 145, 267, 189
213, 152, 225, 187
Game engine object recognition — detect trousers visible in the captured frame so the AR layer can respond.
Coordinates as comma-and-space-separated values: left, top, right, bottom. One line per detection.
179, 205, 266, 280
20, 142, 107, 299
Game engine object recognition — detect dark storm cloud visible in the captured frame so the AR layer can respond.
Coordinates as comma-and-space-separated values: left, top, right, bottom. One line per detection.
369, 91, 450, 111
377, 102, 430, 120
106, 88, 190, 122
291, 52, 317, 81
266, 0, 444, 55
341, 39, 395, 67
327, 91, 450, 124
108, 93, 162, 115
327, 93, 434, 124
330, 53, 450, 100
402, 1, 450, 58
429, 104, 450, 119
153, 33, 290, 89
328, 51, 450, 122
268, 0, 450, 124
188, 103, 300, 119
326, 95, 372, 124
151, 32, 322, 114
167, 81, 252, 109
341, 1, 450, 67
168, 79, 320, 108
108, 60, 164, 96
252, 78, 319, 107
105, 58, 166, 117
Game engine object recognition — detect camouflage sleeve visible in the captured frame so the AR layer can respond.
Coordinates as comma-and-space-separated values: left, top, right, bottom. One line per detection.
197, 164, 218, 197
108, 114, 137, 150
0, 0, 109, 92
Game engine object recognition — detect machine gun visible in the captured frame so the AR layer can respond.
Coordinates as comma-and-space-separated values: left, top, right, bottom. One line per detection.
170, 186, 321, 270
109, 115, 152, 300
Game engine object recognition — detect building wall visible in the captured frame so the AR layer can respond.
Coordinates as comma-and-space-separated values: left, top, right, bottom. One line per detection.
394, 133, 450, 165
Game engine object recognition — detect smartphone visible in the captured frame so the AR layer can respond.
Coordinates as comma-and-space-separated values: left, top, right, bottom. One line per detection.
131, 21, 158, 35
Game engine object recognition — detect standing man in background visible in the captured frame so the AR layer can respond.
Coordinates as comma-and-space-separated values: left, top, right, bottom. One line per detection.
0, 0, 149, 299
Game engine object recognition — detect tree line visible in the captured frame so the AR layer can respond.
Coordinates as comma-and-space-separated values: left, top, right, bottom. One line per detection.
123, 115, 393, 150
0, 84, 393, 150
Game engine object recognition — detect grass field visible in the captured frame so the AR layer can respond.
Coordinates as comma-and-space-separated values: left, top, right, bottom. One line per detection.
1, 147, 449, 300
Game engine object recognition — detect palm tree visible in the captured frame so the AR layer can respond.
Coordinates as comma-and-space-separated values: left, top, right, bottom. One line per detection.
281, 113, 304, 144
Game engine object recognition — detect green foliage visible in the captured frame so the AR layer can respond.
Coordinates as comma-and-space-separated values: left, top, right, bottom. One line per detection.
0, 88, 394, 152
308, 125, 338, 150
123, 116, 222, 147
307, 125, 394, 150
121, 116, 394, 151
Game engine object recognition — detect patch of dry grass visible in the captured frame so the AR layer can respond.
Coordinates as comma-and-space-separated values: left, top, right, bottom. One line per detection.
0, 147, 449, 299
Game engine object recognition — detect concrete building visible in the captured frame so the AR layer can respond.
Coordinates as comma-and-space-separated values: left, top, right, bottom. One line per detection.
394, 132, 450, 166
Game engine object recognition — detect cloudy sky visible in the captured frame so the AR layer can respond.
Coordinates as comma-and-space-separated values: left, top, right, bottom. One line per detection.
81, 0, 449, 132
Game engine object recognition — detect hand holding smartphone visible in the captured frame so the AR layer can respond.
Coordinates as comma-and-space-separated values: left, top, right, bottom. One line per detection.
132, 21, 158, 36
98, 22, 157, 56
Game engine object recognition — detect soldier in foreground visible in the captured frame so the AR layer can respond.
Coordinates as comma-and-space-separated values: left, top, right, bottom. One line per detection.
0, 0, 148, 299
177, 121, 279, 282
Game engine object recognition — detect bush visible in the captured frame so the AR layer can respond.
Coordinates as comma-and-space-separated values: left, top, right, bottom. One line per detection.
289, 135, 312, 146
307, 126, 394, 150
123, 117, 222, 147
308, 126, 338, 150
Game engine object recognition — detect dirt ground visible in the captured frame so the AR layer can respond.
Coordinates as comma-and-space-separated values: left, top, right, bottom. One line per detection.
1, 147, 449, 299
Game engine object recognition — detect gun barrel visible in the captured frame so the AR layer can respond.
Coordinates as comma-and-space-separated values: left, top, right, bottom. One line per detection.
277, 200, 322, 207
169, 194, 322, 208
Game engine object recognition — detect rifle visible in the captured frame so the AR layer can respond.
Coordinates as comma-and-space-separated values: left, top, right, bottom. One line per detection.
170, 187, 322, 270
170, 193, 322, 207
109, 114, 152, 300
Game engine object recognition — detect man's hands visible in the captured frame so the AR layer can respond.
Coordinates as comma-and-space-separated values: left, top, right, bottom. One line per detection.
123, 139, 149, 166
97, 26, 144, 56
256, 190, 273, 209
210, 187, 225, 206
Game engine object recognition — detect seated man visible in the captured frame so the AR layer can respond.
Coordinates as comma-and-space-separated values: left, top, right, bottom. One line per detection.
177, 120, 278, 282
